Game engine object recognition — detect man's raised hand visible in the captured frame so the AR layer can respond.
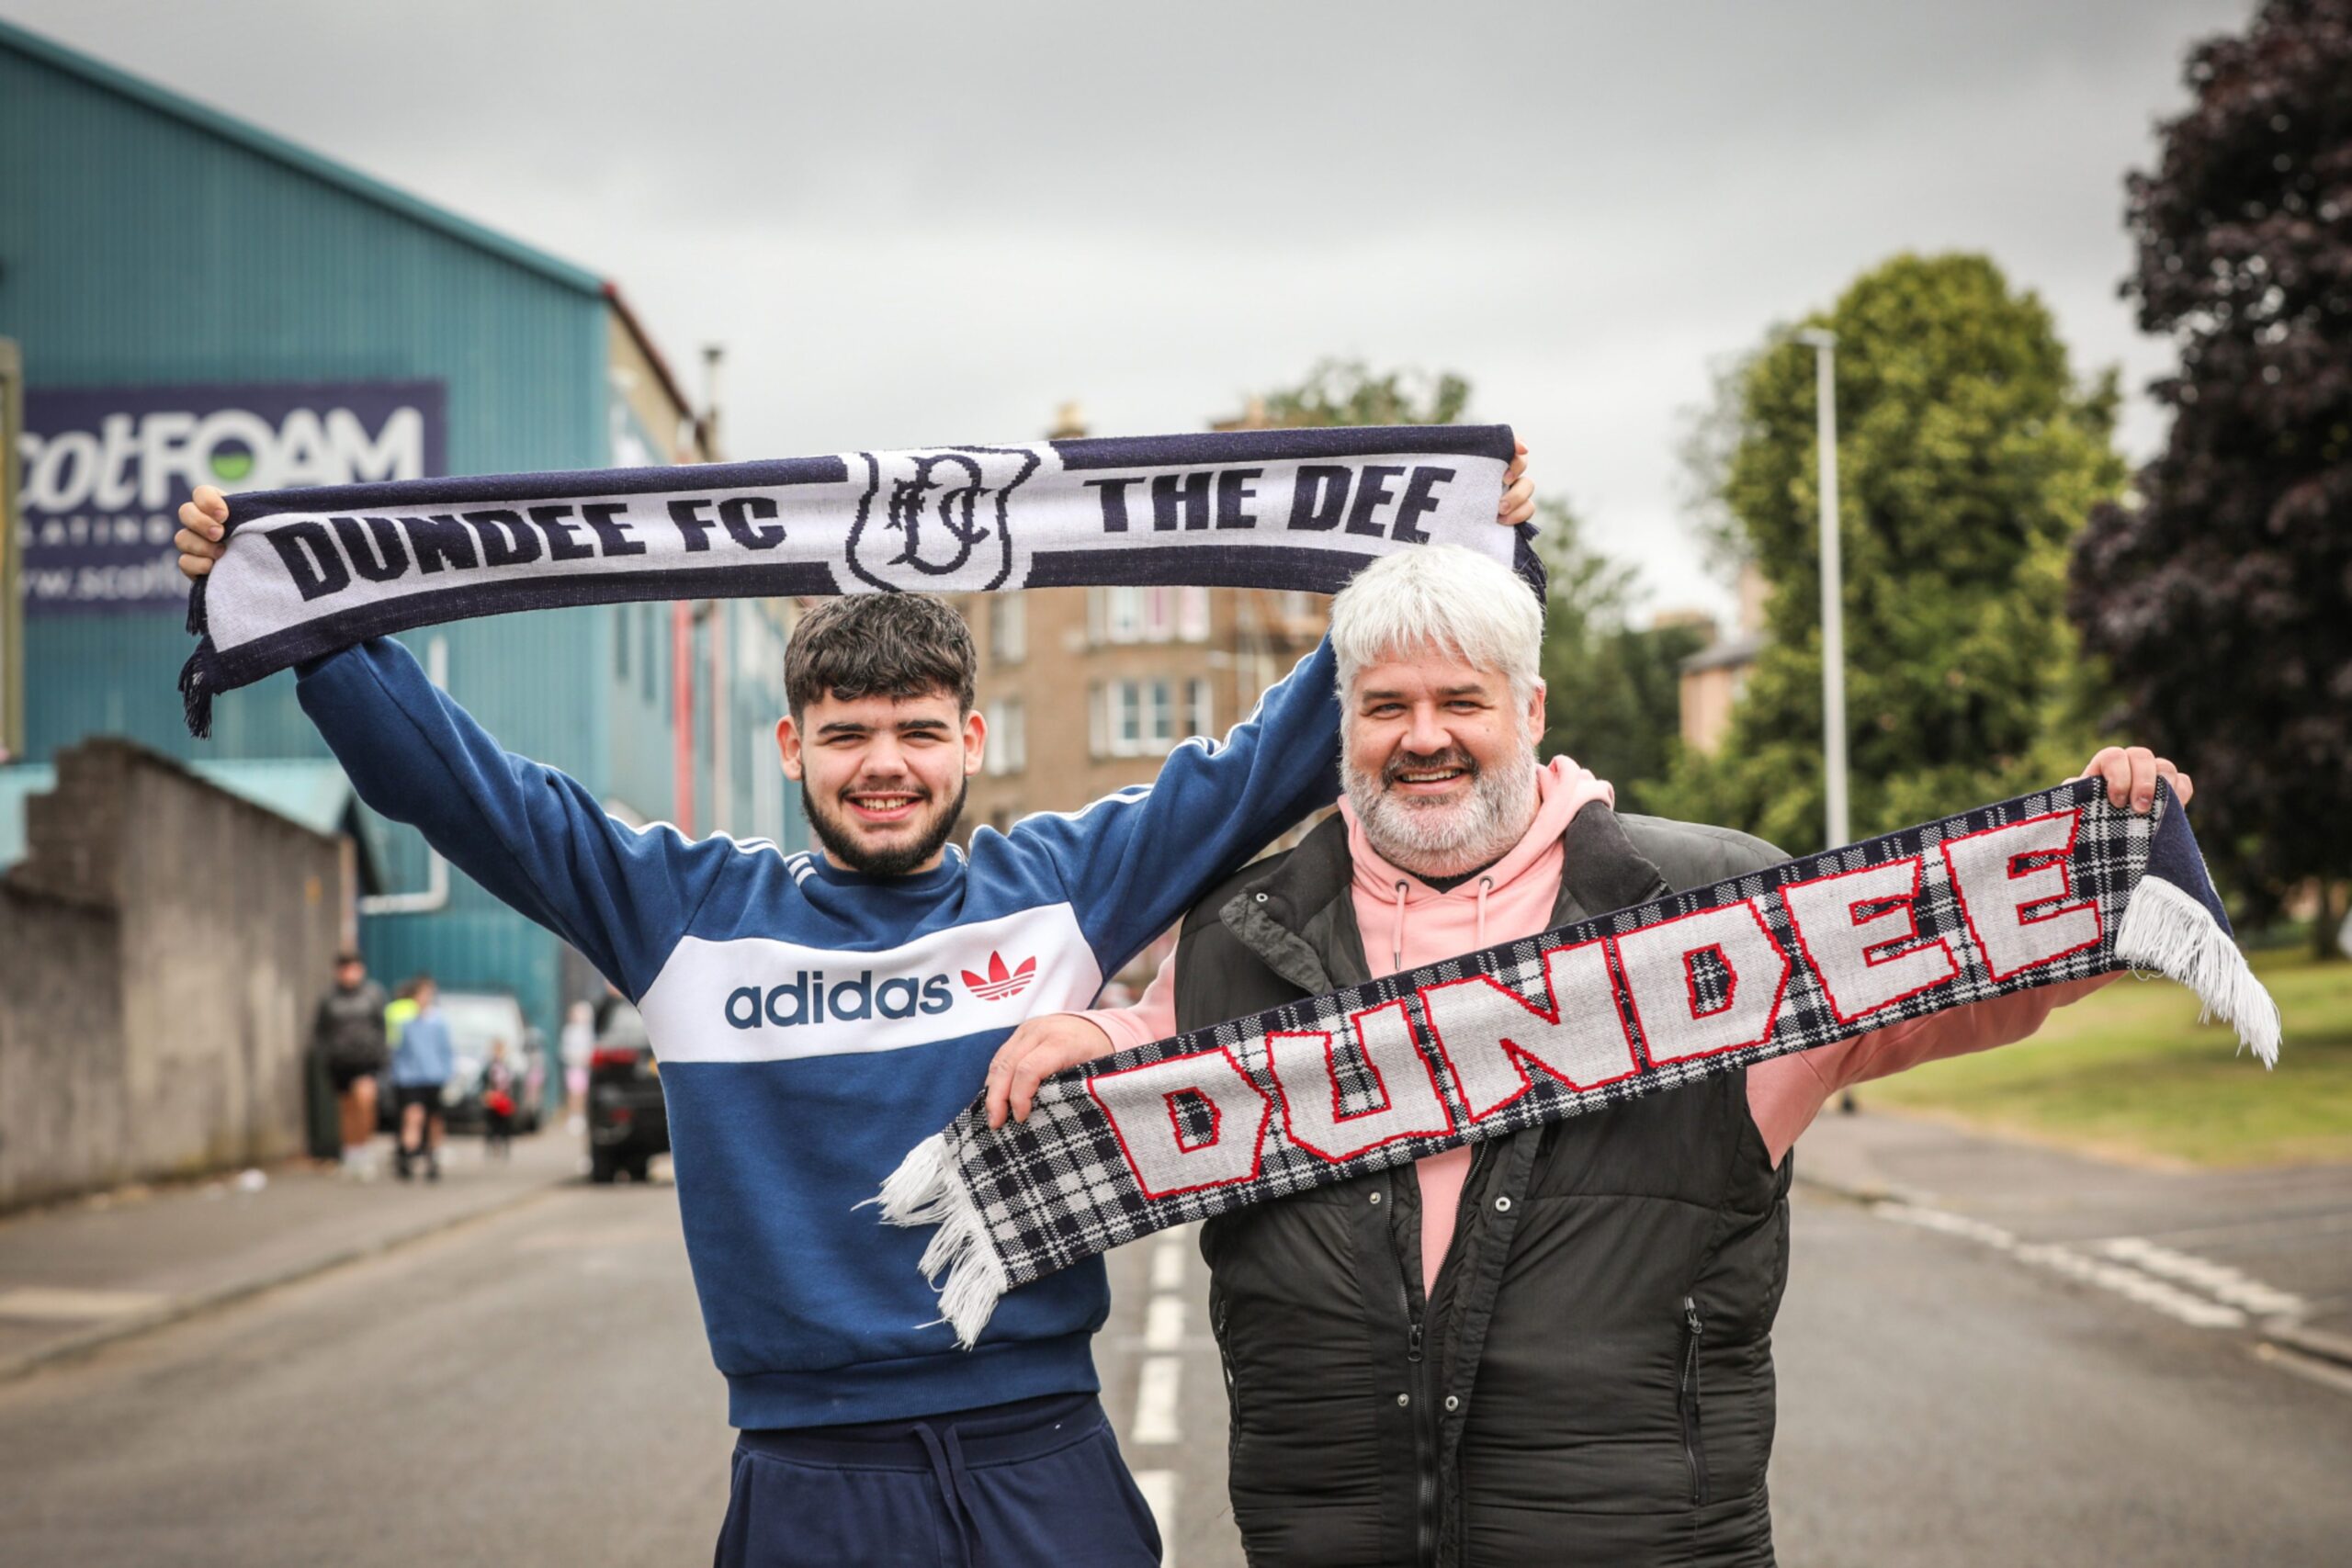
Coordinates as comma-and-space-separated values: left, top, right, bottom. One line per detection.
175, 486, 230, 581
2076, 744, 2193, 814
1497, 439, 1533, 526
985, 1013, 1120, 1129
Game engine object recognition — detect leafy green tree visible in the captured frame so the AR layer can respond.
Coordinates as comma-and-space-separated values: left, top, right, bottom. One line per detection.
1653, 254, 2127, 853
1255, 358, 1472, 427
1530, 500, 1704, 809
2069, 0, 2352, 955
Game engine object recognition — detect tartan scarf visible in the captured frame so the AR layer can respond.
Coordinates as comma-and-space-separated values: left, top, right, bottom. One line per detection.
177, 424, 1523, 735
877, 778, 2278, 1347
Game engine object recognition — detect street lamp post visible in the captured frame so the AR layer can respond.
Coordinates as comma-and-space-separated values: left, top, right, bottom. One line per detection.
1796, 328, 1849, 852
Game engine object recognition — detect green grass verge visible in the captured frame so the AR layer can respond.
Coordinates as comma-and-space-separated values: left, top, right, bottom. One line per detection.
1860, 948, 2352, 1168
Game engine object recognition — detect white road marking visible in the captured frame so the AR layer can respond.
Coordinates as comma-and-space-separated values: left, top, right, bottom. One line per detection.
1871, 1201, 2257, 1330
0, 1286, 167, 1321
1874, 1202, 2017, 1250
2253, 1341, 2352, 1400
1151, 1238, 1187, 1292
1132, 1355, 1183, 1445
1144, 1292, 1188, 1352
1134, 1469, 1179, 1568
2012, 1243, 2248, 1329
2096, 1236, 2309, 1318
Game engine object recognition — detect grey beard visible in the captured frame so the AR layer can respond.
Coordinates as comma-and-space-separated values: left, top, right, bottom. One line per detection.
1344, 742, 1540, 880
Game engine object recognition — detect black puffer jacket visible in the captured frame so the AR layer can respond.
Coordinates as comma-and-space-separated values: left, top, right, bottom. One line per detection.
1177, 806, 1792, 1567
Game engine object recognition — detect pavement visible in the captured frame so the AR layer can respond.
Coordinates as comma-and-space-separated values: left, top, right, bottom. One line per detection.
1793, 1104, 2352, 1369
0, 1129, 578, 1382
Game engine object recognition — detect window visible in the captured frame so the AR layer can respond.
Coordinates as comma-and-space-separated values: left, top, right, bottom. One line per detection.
1096, 679, 1177, 757
985, 697, 1027, 776
989, 596, 1027, 663
1143, 680, 1172, 746
1186, 678, 1214, 741
1104, 586, 1145, 644
1140, 587, 1174, 641
1178, 587, 1211, 642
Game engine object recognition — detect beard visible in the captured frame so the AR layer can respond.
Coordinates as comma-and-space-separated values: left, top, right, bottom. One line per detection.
801, 773, 968, 877
1343, 733, 1539, 880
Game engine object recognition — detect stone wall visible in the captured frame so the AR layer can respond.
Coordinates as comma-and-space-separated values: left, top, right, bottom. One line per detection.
0, 739, 348, 1209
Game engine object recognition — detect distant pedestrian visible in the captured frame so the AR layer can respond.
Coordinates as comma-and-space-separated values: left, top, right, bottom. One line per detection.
311, 952, 388, 1179
384, 977, 420, 1051
481, 1038, 519, 1159
560, 999, 594, 1134
390, 975, 455, 1182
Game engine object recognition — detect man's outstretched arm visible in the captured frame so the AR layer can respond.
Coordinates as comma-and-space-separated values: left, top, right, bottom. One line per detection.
179, 488, 730, 1000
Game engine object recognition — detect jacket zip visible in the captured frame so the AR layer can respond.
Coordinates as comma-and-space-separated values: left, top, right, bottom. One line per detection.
1398, 1235, 1438, 1566
1679, 1296, 1710, 1506
1212, 1292, 1239, 1464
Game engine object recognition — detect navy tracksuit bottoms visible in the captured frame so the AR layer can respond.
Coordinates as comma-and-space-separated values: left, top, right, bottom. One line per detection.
713, 1392, 1161, 1567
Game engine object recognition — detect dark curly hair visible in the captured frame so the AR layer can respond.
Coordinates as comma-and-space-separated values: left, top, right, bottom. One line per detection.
784, 593, 977, 718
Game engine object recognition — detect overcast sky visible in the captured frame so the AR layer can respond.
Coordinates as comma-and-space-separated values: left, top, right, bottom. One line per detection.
4, 0, 2254, 616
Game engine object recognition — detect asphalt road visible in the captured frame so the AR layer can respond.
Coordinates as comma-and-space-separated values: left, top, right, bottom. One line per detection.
2, 1179, 2347, 1567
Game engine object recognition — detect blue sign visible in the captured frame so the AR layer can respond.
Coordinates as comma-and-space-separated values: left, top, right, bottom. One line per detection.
15, 381, 447, 615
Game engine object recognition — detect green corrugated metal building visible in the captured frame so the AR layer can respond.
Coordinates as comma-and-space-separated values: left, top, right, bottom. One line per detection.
0, 19, 806, 1064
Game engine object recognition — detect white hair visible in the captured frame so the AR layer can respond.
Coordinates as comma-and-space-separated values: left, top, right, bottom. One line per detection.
1329, 545, 1544, 704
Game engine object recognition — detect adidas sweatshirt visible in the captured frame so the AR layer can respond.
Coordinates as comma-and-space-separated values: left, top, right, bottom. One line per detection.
297, 634, 1342, 1428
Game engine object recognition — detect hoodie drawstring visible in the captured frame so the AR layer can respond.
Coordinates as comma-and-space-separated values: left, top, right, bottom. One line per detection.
1392, 874, 1498, 971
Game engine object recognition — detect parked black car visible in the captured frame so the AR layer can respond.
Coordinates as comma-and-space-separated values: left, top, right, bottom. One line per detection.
586, 998, 665, 1183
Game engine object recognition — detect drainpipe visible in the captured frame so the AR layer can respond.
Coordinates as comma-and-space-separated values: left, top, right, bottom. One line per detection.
358, 635, 452, 914
673, 601, 695, 837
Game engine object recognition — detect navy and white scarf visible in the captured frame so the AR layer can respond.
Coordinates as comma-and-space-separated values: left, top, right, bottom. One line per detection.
878, 779, 2279, 1345
178, 424, 1526, 734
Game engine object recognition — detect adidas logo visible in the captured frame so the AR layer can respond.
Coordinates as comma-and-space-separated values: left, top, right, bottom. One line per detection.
961, 951, 1037, 1002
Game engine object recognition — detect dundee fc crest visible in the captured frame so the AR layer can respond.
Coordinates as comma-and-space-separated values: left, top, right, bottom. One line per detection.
844, 445, 1044, 593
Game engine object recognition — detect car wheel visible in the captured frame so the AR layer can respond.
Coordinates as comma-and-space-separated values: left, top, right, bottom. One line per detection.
589, 1149, 619, 1184
626, 1154, 652, 1184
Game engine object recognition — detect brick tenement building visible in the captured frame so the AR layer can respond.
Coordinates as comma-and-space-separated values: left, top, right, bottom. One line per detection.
951, 582, 1330, 842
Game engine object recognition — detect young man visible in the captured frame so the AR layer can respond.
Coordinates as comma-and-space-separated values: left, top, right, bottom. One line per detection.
310, 951, 388, 1178
177, 457, 1532, 1565
389, 975, 454, 1181
989, 546, 2189, 1567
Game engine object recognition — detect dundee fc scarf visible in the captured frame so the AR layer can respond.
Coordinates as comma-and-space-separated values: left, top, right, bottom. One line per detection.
178, 424, 1524, 735
878, 778, 2279, 1346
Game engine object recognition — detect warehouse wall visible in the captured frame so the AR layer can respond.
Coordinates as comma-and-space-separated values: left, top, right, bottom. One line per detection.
0, 740, 346, 1210
0, 31, 608, 768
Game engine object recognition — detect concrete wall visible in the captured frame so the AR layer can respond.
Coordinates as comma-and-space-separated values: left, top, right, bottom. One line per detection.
0, 739, 347, 1209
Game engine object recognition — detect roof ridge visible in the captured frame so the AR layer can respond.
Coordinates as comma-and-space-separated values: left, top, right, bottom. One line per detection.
0, 17, 605, 298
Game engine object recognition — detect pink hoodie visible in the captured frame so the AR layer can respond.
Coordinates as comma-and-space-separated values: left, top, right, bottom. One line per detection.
1080, 757, 2109, 1294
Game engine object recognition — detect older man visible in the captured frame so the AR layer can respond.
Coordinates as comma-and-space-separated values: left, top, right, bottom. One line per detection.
989, 545, 2188, 1567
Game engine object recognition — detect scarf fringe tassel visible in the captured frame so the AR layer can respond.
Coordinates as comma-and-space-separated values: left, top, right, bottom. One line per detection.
874, 1131, 1008, 1348
180, 577, 216, 738
2116, 876, 2281, 1066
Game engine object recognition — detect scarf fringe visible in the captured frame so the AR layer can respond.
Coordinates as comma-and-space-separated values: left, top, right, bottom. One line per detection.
2116, 876, 2281, 1066
181, 577, 216, 738
178, 650, 214, 739
874, 1131, 1009, 1348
